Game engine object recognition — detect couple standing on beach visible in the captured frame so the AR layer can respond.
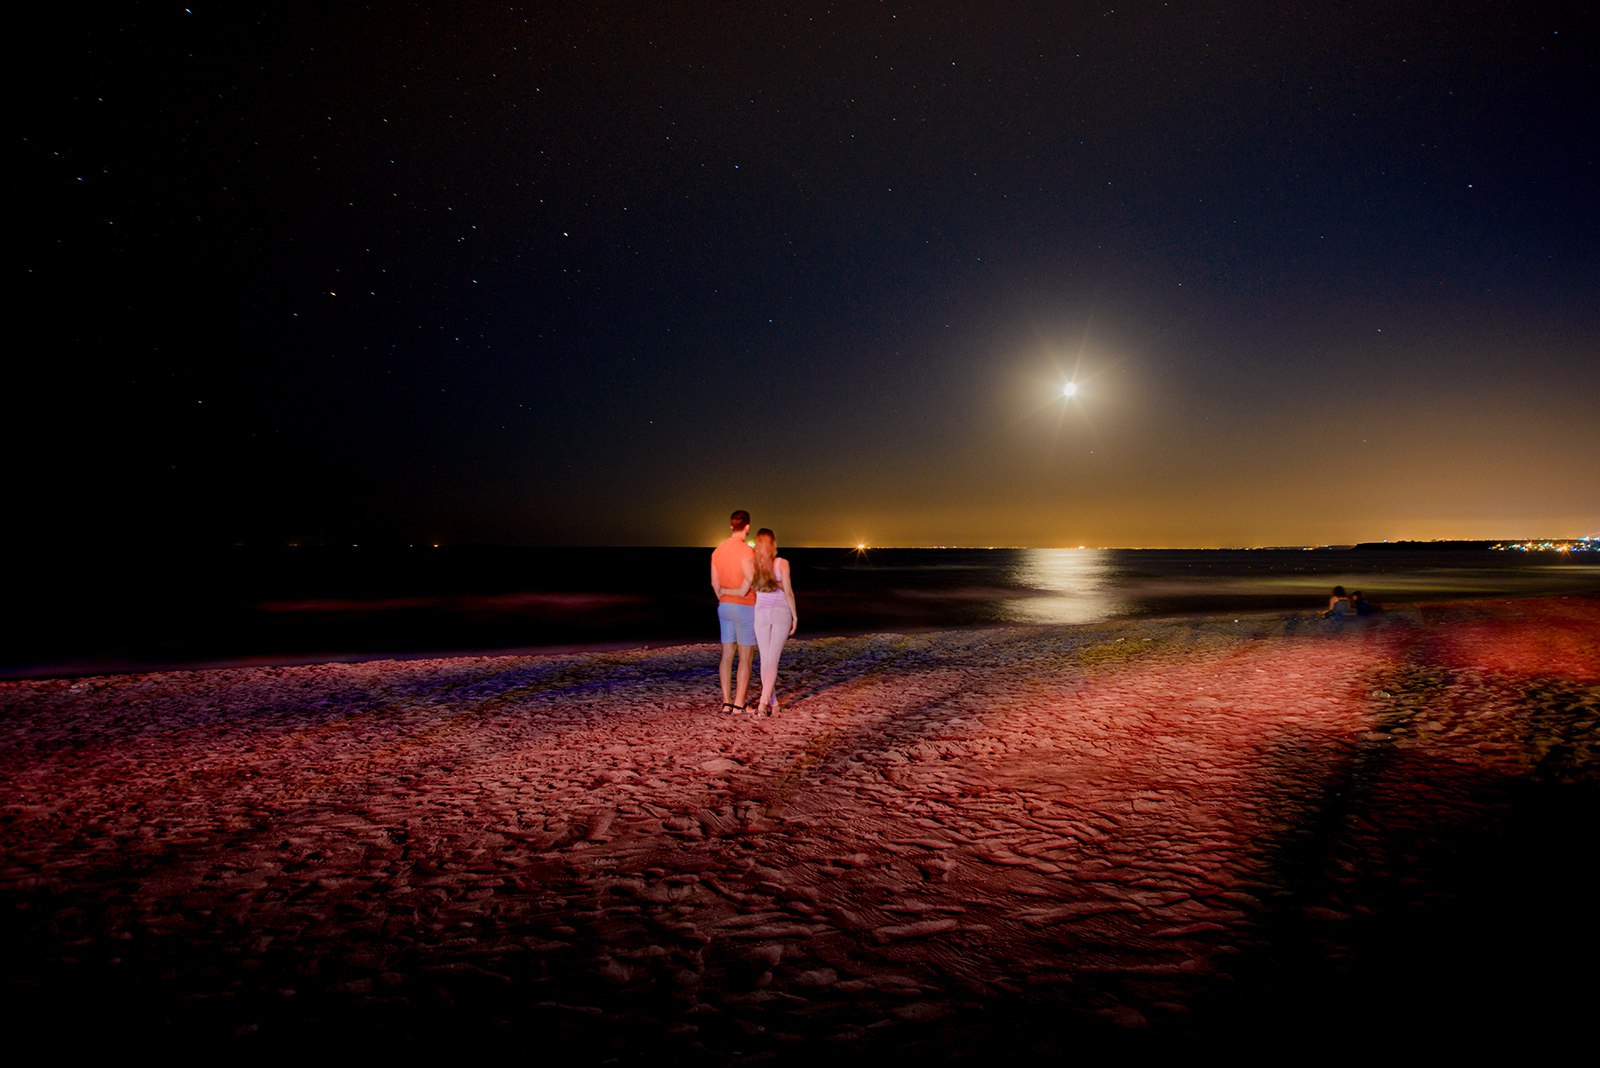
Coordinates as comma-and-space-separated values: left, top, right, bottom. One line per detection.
711, 509, 798, 715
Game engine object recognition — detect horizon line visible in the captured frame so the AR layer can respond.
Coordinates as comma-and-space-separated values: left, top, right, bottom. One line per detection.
229, 536, 1598, 553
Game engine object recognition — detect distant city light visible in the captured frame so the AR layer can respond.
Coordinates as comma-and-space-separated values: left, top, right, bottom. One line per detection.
1491, 537, 1595, 553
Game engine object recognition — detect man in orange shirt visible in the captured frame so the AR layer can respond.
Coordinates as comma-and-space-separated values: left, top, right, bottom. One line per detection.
710, 509, 757, 712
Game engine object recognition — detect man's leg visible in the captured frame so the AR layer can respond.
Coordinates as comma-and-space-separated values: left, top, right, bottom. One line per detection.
734, 644, 754, 710
719, 642, 736, 706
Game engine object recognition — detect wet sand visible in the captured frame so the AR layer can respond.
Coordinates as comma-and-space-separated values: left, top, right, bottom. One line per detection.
3, 597, 1598, 1059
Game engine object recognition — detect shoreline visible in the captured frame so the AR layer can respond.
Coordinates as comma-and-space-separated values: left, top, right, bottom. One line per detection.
6, 587, 1597, 682
3, 595, 1598, 1055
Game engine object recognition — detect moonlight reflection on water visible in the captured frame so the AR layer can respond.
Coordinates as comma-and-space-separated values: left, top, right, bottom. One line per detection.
1002, 548, 1126, 625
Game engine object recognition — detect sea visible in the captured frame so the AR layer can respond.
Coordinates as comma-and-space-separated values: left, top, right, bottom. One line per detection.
9, 545, 1598, 678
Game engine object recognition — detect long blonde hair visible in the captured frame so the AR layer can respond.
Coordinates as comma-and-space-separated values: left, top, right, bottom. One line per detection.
753, 528, 781, 592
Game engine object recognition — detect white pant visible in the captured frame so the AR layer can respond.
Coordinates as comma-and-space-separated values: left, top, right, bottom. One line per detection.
754, 605, 792, 704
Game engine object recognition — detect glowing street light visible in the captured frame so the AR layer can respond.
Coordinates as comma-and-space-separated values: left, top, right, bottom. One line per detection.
1063, 381, 1078, 398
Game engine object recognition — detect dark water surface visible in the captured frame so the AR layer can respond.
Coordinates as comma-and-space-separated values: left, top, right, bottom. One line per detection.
11, 545, 1598, 676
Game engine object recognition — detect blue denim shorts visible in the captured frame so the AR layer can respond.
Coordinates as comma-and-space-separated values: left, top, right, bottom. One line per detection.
717, 602, 756, 645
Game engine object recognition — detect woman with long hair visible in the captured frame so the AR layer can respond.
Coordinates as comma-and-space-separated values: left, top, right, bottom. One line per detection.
750, 528, 797, 715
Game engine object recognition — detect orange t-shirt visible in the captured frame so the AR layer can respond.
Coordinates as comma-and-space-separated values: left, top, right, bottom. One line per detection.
712, 536, 756, 606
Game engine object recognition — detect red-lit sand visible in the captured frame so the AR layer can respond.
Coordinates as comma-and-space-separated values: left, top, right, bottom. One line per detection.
3, 597, 1598, 1058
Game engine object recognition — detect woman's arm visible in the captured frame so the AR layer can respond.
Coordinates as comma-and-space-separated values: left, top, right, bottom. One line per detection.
781, 559, 798, 634
719, 556, 754, 598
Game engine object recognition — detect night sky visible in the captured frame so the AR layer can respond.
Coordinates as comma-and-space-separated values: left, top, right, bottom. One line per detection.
16, 2, 1598, 552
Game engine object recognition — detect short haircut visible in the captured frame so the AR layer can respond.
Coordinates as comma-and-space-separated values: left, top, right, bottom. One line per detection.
730, 509, 751, 530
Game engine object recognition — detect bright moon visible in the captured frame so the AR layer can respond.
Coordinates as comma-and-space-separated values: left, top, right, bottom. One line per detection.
1063, 382, 1078, 397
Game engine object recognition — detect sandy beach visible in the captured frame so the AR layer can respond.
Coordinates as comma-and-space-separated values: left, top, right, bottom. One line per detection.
4, 595, 1597, 1059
